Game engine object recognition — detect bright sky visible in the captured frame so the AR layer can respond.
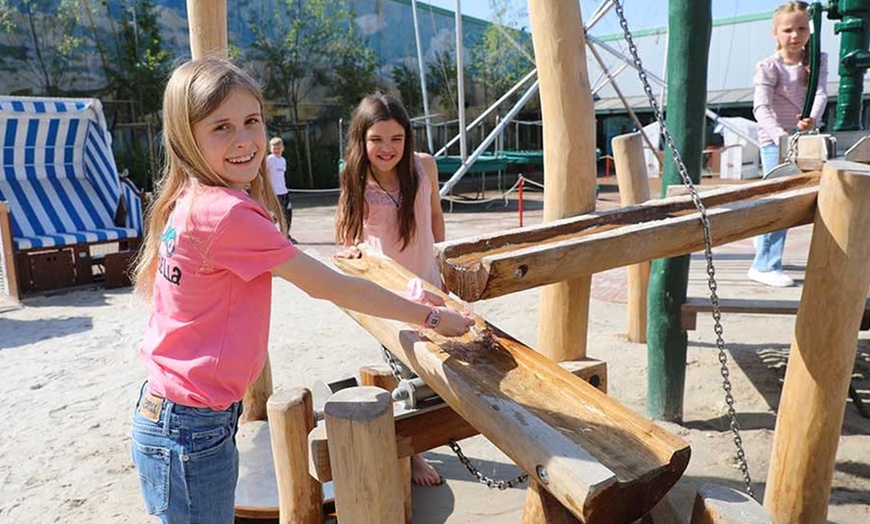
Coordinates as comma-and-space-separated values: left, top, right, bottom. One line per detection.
425, 0, 789, 32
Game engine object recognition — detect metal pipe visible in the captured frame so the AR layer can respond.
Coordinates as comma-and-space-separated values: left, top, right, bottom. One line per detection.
439, 80, 540, 196
588, 34, 759, 147
455, 0, 467, 160
410, 0, 434, 153
434, 68, 538, 157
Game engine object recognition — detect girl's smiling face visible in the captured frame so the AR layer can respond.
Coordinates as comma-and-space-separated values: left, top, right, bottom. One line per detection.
365, 119, 406, 175
774, 11, 810, 59
192, 88, 266, 190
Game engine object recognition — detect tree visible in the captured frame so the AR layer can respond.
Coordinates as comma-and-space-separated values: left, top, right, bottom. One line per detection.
0, 0, 83, 95
248, 0, 365, 122
327, 21, 379, 115
391, 61, 423, 117
103, 0, 171, 117
471, 0, 534, 108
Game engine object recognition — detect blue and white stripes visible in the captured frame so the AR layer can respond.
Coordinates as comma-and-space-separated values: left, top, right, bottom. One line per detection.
0, 96, 142, 250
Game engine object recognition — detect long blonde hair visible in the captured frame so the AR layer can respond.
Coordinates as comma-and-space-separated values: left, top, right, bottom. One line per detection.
133, 59, 286, 298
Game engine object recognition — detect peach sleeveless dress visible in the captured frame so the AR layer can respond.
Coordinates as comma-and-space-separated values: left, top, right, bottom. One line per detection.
363, 154, 441, 286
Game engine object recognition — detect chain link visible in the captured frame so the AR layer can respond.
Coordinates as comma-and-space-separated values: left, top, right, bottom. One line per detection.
382, 348, 528, 489
448, 440, 529, 490
612, 0, 755, 499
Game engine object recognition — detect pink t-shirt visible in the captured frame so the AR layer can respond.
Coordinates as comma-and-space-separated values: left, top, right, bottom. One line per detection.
141, 184, 297, 410
753, 52, 828, 147
363, 154, 441, 286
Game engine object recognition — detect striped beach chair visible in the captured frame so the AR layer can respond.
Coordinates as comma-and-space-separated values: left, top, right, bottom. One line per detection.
0, 96, 143, 298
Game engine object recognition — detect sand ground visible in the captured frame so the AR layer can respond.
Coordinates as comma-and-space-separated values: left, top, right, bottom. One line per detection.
1, 177, 869, 523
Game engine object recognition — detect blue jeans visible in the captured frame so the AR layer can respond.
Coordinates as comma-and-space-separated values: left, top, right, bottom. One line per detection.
752, 144, 787, 272
130, 383, 242, 524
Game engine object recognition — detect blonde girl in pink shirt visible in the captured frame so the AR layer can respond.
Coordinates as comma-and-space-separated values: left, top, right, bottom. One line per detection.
749, 1, 828, 287
130, 60, 472, 524
335, 93, 445, 486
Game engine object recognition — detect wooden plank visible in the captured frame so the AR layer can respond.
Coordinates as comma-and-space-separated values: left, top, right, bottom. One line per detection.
308, 359, 608, 483
186, 0, 228, 59
0, 202, 19, 301
691, 484, 771, 524
435, 174, 820, 302
681, 297, 870, 332
764, 161, 870, 522
333, 253, 690, 523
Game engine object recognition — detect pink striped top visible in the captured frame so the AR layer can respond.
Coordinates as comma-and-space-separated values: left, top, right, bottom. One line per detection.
753, 52, 828, 147
363, 154, 441, 286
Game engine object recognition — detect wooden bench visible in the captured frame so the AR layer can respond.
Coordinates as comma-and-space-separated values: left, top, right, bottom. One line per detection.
681, 297, 870, 332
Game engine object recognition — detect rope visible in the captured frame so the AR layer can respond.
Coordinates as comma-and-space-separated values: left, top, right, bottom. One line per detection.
440, 177, 526, 205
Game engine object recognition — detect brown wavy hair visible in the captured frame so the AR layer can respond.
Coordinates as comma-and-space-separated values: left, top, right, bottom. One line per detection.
133, 59, 286, 298
335, 93, 418, 250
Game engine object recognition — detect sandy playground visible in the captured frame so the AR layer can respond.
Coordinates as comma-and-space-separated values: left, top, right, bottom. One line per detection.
1, 179, 869, 523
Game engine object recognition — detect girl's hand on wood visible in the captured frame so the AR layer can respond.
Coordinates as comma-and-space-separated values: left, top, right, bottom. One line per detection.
432, 307, 475, 337
334, 245, 362, 259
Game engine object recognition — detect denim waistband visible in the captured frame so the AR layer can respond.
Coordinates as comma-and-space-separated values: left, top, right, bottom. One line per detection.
136, 381, 242, 434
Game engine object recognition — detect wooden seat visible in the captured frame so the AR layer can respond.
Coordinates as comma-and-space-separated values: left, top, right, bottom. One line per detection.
681, 297, 870, 331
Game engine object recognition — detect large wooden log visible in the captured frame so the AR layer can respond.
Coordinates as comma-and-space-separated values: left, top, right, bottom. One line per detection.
528, 0, 597, 363
358, 365, 411, 524
308, 359, 608, 483
764, 161, 870, 523
267, 388, 322, 524
436, 174, 820, 302
613, 132, 651, 343
692, 484, 770, 524
333, 254, 690, 523
325, 387, 403, 524
186, 0, 228, 59
241, 354, 272, 423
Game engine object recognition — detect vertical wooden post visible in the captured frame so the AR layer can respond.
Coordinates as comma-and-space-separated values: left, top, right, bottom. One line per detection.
613, 132, 651, 343
324, 386, 403, 524
359, 365, 412, 524
267, 388, 323, 524
186, 0, 228, 60
764, 161, 870, 523
241, 355, 272, 423
528, 0, 596, 364
0, 202, 20, 301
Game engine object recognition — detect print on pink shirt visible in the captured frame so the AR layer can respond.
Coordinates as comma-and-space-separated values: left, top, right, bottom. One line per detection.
157, 224, 182, 286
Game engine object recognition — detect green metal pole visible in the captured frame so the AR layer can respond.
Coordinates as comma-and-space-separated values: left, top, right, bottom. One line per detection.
828, 0, 870, 131
646, 0, 712, 422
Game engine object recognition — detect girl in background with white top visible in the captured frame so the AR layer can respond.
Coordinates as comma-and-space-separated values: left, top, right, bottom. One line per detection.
750, 1, 827, 287
130, 60, 472, 523
267, 136, 294, 241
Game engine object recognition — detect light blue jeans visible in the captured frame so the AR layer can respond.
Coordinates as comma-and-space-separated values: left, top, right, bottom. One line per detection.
752, 144, 786, 272
131, 383, 242, 524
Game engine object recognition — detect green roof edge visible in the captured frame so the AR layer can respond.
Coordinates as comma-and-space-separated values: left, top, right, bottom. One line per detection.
597, 11, 774, 42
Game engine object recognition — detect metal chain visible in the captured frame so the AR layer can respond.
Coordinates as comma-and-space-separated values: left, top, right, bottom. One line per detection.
382, 348, 528, 489
448, 440, 529, 490
612, 0, 755, 499
785, 129, 819, 164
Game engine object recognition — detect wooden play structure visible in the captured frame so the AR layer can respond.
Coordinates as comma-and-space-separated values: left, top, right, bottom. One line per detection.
178, 1, 870, 523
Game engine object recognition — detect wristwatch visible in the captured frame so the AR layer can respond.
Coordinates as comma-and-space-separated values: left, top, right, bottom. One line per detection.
424, 307, 441, 329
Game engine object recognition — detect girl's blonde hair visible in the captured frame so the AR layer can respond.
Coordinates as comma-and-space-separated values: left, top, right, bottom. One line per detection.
133, 59, 286, 298
335, 92, 418, 250
773, 1, 810, 51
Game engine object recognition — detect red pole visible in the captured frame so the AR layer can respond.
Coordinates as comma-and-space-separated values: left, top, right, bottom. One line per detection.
518, 176, 524, 227
605, 156, 611, 180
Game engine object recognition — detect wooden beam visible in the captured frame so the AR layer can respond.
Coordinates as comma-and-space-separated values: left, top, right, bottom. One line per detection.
332, 253, 689, 523
681, 297, 870, 332
691, 484, 770, 524
0, 202, 19, 301
613, 132, 652, 343
528, 0, 597, 363
186, 0, 228, 60
436, 174, 820, 302
308, 359, 608, 483
325, 387, 403, 524
764, 161, 870, 523
241, 354, 272, 423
